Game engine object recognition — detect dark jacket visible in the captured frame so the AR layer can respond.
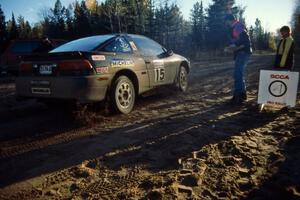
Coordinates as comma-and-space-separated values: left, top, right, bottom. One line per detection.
274, 36, 294, 70
34, 41, 55, 53
234, 31, 252, 57
230, 21, 252, 59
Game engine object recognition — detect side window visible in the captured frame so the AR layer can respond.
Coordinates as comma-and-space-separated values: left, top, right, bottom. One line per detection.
102, 37, 132, 53
131, 36, 165, 57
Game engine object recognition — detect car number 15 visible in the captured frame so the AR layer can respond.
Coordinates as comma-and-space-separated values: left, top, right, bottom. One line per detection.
154, 67, 165, 82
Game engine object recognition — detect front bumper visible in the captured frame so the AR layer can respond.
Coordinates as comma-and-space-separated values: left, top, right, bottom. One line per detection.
16, 75, 110, 103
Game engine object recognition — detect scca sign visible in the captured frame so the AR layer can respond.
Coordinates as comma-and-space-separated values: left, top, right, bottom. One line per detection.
270, 74, 289, 80
258, 70, 299, 107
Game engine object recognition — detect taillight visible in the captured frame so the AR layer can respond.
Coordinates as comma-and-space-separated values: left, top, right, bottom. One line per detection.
57, 60, 94, 76
58, 60, 92, 71
20, 62, 32, 72
20, 60, 94, 76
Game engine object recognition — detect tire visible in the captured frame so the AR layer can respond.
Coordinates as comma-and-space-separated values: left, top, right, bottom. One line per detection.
110, 76, 136, 114
178, 66, 188, 92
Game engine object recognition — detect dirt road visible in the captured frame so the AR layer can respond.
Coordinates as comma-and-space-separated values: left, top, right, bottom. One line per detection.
0, 54, 299, 200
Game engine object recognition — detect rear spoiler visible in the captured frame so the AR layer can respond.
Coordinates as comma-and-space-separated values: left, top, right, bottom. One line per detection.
21, 51, 86, 62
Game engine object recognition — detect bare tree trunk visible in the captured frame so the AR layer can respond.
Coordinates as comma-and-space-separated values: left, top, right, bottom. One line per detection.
107, 7, 114, 33
134, 0, 143, 33
113, 0, 121, 33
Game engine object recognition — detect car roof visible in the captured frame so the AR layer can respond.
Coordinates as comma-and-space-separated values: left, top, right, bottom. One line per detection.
10, 39, 66, 42
87, 33, 147, 38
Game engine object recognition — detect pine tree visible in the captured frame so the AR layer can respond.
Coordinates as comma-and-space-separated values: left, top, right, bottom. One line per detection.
134, 0, 149, 33
237, 6, 246, 25
2, 0, 276, 57
151, 1, 187, 53
74, 1, 91, 37
85, 0, 98, 14
65, 5, 74, 38
93, 2, 112, 34
17, 16, 31, 39
166, 4, 184, 51
293, 0, 300, 47
145, 0, 155, 38
7, 13, 19, 40
41, 16, 51, 38
294, 14, 300, 47
249, 18, 274, 51
153, 5, 164, 43
0, 4, 7, 53
31, 23, 43, 38
102, 0, 123, 33
206, 0, 235, 51
249, 25, 255, 49
121, 0, 138, 33
50, 0, 66, 38
253, 18, 265, 50
267, 32, 277, 51
191, 1, 206, 52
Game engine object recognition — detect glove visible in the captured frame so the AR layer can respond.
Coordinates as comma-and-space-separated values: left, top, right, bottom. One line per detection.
224, 44, 238, 53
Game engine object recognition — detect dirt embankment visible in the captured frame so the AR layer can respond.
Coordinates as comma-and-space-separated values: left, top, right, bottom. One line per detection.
0, 54, 299, 200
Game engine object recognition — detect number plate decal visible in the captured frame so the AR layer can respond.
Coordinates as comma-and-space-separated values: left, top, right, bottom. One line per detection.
39, 64, 56, 75
31, 88, 51, 95
153, 60, 165, 82
154, 67, 165, 82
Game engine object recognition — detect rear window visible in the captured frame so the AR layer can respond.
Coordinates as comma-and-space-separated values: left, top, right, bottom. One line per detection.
11, 41, 41, 53
50, 35, 114, 53
53, 40, 67, 47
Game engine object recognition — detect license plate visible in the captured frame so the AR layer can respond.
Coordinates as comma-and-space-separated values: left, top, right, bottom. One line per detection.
39, 64, 56, 75
30, 80, 50, 86
31, 88, 51, 95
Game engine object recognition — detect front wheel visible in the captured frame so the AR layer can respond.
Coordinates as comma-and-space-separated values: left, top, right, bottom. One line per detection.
178, 66, 188, 92
110, 76, 135, 114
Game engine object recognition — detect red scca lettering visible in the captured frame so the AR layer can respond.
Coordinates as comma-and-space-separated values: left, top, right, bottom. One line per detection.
270, 74, 289, 80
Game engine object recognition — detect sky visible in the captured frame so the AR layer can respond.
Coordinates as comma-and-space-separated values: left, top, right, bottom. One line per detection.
0, 0, 295, 33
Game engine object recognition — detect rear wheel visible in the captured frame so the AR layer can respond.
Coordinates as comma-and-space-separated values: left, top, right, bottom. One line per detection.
178, 66, 188, 92
111, 76, 135, 114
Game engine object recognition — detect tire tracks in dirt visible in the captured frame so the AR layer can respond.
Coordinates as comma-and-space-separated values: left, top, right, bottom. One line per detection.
3, 54, 298, 200
0, 55, 272, 159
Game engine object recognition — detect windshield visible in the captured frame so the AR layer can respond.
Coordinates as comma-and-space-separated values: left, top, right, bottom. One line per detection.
50, 35, 114, 53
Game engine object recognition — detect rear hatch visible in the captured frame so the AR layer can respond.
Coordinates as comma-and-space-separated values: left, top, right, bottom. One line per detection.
20, 52, 96, 77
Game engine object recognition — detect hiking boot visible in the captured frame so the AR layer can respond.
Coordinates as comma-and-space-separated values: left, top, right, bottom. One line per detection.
229, 94, 245, 105
241, 92, 247, 100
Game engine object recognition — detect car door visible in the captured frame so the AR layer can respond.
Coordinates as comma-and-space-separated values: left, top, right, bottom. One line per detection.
130, 35, 173, 87
100, 36, 151, 94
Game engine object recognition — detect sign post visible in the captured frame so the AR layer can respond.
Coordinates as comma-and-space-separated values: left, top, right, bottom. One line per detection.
258, 70, 299, 108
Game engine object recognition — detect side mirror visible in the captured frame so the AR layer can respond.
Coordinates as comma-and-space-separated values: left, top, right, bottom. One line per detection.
167, 49, 174, 56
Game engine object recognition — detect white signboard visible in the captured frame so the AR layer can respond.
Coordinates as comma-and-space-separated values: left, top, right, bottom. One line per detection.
258, 70, 299, 107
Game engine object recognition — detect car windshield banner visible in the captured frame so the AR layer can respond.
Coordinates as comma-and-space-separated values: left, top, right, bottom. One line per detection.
258, 70, 299, 107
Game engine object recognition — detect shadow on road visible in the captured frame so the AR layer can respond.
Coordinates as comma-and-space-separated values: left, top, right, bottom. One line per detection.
243, 110, 300, 200
0, 100, 284, 188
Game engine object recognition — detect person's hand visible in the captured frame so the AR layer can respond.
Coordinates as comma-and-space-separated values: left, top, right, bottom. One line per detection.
224, 44, 237, 53
224, 47, 231, 53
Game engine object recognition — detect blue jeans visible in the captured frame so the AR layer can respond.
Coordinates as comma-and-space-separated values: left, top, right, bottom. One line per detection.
233, 52, 250, 96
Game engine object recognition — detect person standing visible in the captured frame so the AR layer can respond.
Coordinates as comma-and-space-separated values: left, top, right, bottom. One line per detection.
274, 26, 295, 70
224, 14, 252, 105
34, 36, 55, 53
